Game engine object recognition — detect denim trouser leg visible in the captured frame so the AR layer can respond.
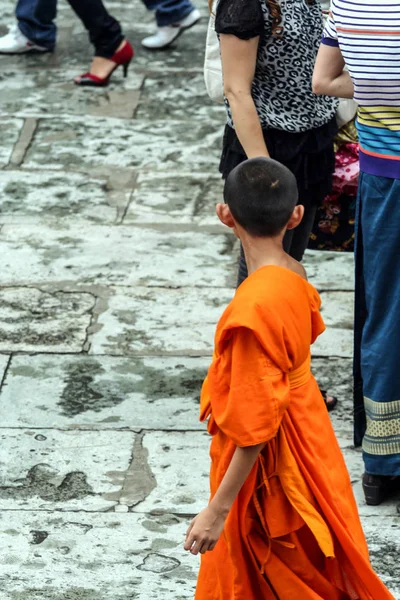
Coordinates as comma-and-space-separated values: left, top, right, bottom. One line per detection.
142, 0, 195, 27
355, 173, 400, 476
67, 0, 124, 58
16, 0, 57, 50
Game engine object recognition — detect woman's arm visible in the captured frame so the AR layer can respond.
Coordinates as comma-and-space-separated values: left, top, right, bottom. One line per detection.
220, 33, 269, 158
313, 44, 354, 99
184, 442, 264, 555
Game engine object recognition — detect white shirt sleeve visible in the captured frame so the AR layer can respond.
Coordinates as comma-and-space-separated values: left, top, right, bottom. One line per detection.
322, 6, 339, 46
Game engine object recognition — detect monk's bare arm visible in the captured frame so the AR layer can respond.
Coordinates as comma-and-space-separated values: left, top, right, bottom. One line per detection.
220, 34, 269, 158
184, 443, 264, 555
211, 443, 265, 515
313, 44, 354, 99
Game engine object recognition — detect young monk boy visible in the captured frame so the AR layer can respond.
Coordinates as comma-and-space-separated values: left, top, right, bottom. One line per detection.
184, 157, 394, 599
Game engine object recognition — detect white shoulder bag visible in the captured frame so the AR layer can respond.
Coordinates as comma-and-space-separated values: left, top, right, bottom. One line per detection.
204, 1, 224, 104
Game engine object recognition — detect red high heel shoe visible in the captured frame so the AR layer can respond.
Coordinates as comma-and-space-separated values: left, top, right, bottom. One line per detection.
75, 40, 134, 87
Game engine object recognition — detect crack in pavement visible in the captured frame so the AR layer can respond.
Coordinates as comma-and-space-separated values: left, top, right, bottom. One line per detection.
104, 432, 156, 508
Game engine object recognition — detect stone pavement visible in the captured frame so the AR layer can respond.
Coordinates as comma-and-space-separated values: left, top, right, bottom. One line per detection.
0, 1, 399, 598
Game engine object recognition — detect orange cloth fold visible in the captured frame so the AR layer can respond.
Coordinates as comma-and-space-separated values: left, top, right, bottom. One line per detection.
288, 354, 311, 389
196, 266, 394, 600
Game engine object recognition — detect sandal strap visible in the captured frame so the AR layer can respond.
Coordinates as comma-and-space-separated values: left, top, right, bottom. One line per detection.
78, 72, 105, 83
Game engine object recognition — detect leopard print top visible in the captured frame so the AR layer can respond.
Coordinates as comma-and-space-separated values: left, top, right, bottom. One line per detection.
215, 0, 338, 133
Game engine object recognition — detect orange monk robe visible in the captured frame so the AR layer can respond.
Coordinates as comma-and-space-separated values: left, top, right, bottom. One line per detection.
196, 265, 394, 600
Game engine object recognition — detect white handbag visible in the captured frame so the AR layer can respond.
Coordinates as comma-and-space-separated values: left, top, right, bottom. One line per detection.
336, 98, 357, 128
204, 1, 224, 104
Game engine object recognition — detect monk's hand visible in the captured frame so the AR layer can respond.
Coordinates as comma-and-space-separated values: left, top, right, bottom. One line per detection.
184, 506, 227, 555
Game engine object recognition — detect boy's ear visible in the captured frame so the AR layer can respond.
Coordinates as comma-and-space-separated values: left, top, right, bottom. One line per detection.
216, 203, 236, 229
287, 204, 304, 231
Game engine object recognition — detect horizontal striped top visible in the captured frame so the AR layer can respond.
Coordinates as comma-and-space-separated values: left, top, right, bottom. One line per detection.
322, 0, 400, 179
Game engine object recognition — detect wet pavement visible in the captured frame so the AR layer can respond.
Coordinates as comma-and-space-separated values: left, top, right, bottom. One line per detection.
0, 0, 399, 598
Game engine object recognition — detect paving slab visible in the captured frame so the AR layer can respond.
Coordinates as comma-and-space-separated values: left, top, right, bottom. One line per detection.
361, 516, 400, 598
0, 511, 398, 600
0, 49, 62, 72
0, 512, 197, 600
89, 286, 233, 356
90, 286, 352, 357
0, 32, 84, 72
0, 170, 125, 224
0, 287, 94, 354
0, 225, 237, 287
22, 116, 222, 172
303, 250, 355, 291
132, 431, 210, 514
0, 70, 143, 119
130, 430, 395, 526
0, 354, 358, 434
131, 25, 210, 74
124, 171, 225, 225
136, 72, 225, 122
1, 354, 208, 430
320, 291, 354, 330
0, 429, 135, 512
0, 355, 9, 384
312, 291, 354, 358
0, 118, 23, 168
312, 326, 353, 359
0, 1, 16, 21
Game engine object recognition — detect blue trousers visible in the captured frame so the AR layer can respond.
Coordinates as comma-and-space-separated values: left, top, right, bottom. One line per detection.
17, 0, 57, 49
16, 0, 123, 56
354, 171, 400, 476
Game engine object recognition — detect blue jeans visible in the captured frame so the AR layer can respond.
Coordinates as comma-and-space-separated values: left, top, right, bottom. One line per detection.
17, 0, 57, 50
353, 171, 400, 476
143, 0, 196, 27
16, 0, 123, 57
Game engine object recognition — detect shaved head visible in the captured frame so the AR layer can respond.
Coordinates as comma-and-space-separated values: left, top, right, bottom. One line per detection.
224, 157, 298, 237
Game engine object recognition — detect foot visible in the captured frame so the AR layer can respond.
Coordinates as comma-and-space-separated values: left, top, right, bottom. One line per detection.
362, 473, 400, 506
0, 24, 51, 54
74, 40, 127, 84
141, 8, 201, 50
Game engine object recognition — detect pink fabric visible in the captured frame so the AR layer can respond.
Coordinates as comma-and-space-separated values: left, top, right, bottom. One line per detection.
332, 143, 359, 196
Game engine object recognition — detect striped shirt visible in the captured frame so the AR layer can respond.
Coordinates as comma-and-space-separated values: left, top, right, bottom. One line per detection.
322, 0, 400, 179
